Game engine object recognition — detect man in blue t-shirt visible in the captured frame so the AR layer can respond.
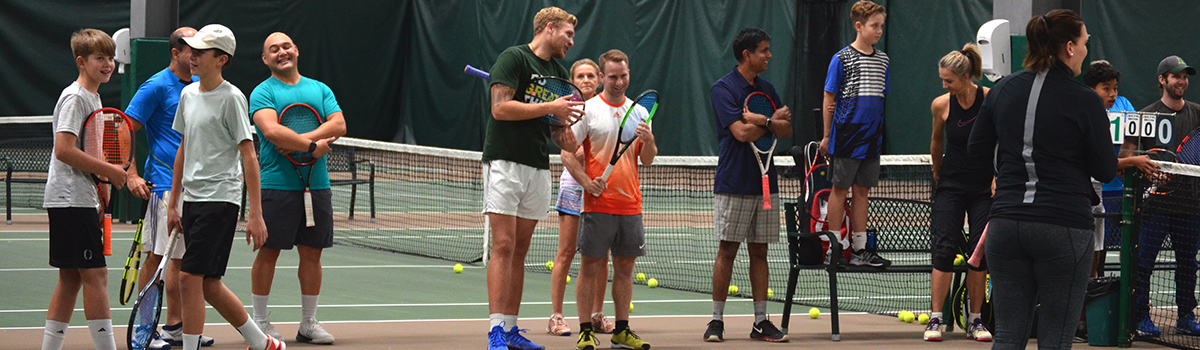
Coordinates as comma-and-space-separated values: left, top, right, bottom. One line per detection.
247, 32, 344, 345
123, 26, 217, 348
705, 27, 792, 343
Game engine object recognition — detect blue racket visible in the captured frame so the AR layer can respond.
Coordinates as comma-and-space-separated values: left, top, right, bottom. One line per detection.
464, 64, 583, 127
600, 90, 659, 183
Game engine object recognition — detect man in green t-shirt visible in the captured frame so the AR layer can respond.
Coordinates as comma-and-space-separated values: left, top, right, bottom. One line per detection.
482, 6, 582, 350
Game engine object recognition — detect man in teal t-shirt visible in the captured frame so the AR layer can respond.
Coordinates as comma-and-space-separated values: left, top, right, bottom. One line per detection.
247, 32, 344, 345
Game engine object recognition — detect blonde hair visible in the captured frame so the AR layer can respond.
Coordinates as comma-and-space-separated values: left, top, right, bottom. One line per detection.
598, 49, 629, 73
571, 58, 600, 77
939, 43, 983, 80
70, 28, 115, 59
533, 7, 577, 34
851, 0, 886, 25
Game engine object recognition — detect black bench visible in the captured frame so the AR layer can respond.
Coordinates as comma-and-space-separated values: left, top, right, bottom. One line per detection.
1, 137, 53, 224
241, 141, 376, 222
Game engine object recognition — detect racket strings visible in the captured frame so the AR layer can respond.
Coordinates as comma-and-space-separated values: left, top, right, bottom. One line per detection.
84, 113, 133, 166
533, 78, 583, 126
1179, 133, 1200, 165
129, 284, 161, 347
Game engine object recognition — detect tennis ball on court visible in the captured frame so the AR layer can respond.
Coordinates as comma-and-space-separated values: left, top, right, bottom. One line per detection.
546, 261, 554, 271
767, 288, 774, 299
729, 285, 739, 295
954, 254, 966, 266
809, 308, 821, 319
636, 272, 646, 283
453, 263, 463, 274
898, 310, 909, 321
901, 312, 915, 323
566, 275, 571, 284
918, 313, 930, 324
648, 278, 658, 288
629, 302, 635, 313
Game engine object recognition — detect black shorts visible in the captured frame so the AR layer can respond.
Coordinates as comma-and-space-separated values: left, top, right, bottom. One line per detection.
48, 208, 106, 269
261, 189, 334, 250
931, 184, 991, 272
180, 201, 240, 278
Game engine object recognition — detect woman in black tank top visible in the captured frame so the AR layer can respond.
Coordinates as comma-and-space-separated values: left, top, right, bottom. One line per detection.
923, 43, 994, 342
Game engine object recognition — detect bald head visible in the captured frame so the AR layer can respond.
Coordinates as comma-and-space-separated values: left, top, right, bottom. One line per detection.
262, 32, 300, 77
168, 27, 197, 52
263, 32, 293, 54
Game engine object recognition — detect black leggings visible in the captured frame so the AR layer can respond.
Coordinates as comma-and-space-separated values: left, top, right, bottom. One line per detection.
931, 185, 990, 272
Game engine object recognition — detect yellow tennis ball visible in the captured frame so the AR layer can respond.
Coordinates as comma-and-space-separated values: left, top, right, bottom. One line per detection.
898, 310, 909, 321
629, 302, 635, 313
728, 285, 738, 294
954, 254, 965, 266
546, 261, 554, 271
636, 272, 646, 283
918, 313, 930, 324
647, 278, 658, 288
809, 308, 820, 319
453, 263, 463, 274
767, 288, 774, 299
566, 275, 571, 284
901, 312, 915, 323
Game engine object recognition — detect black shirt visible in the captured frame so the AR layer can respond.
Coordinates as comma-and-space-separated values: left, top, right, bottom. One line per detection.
968, 60, 1117, 229
939, 87, 992, 190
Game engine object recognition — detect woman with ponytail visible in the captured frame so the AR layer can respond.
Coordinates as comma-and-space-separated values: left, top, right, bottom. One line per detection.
925, 43, 993, 342
966, 9, 1117, 349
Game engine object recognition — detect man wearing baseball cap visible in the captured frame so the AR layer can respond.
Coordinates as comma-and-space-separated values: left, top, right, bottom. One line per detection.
167, 24, 286, 350
1123, 54, 1200, 337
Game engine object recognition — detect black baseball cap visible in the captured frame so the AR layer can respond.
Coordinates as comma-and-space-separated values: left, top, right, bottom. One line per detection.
1158, 55, 1196, 76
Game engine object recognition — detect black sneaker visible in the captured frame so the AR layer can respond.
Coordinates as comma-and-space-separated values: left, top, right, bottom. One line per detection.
849, 249, 891, 268
704, 320, 724, 342
750, 319, 789, 342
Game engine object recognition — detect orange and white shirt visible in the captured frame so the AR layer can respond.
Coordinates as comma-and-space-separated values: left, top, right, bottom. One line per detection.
572, 94, 649, 215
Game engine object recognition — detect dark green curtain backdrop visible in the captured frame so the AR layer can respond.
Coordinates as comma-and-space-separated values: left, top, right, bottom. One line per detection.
2, 0, 1196, 155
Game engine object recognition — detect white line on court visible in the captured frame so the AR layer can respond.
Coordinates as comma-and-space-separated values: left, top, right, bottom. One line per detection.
0, 264, 480, 272
0, 298, 757, 314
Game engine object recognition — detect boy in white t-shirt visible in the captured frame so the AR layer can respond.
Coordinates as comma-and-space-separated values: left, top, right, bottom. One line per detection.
164, 24, 284, 350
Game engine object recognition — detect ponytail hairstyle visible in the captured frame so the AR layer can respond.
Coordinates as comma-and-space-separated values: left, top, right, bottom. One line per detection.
1023, 9, 1084, 71
939, 43, 983, 81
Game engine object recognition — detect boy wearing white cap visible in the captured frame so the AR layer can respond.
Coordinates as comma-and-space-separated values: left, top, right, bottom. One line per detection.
164, 24, 284, 350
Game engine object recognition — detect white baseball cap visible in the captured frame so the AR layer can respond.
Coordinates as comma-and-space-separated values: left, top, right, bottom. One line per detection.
180, 24, 236, 56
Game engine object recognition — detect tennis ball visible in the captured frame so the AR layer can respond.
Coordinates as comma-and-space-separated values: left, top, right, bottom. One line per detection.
629, 302, 635, 313
647, 278, 658, 288
901, 312, 915, 323
566, 275, 571, 284
453, 263, 463, 274
898, 310, 909, 322
636, 272, 646, 283
728, 285, 738, 295
767, 288, 774, 299
546, 261, 554, 271
809, 308, 821, 319
954, 254, 965, 266
918, 313, 930, 324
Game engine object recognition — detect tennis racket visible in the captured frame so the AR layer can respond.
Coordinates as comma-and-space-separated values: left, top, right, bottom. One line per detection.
119, 218, 144, 305
81, 108, 135, 256
745, 92, 777, 210
127, 228, 179, 350
600, 90, 659, 184
464, 64, 583, 127
1177, 127, 1200, 165
279, 103, 325, 227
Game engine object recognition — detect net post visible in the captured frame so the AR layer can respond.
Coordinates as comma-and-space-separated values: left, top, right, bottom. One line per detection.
1118, 170, 1137, 348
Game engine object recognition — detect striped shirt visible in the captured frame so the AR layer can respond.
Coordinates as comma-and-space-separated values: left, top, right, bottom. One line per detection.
824, 45, 890, 159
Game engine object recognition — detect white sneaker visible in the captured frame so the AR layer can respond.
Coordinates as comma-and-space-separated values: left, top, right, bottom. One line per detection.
968, 318, 993, 342
162, 327, 215, 347
148, 332, 172, 349
297, 318, 335, 344
923, 317, 943, 341
256, 319, 283, 340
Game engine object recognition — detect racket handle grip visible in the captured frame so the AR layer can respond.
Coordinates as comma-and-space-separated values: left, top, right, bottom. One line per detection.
967, 223, 988, 267
465, 65, 490, 81
103, 215, 113, 256
304, 191, 316, 227
596, 166, 615, 196
761, 176, 772, 210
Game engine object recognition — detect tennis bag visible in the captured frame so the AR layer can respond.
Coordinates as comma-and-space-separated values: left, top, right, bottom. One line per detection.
801, 162, 852, 265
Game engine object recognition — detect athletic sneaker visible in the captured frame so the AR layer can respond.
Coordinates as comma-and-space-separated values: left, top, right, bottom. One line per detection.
1137, 316, 1162, 337
849, 249, 891, 268
968, 318, 992, 342
505, 326, 545, 350
591, 313, 615, 334
547, 313, 572, 336
1177, 315, 1200, 335
610, 328, 650, 349
576, 329, 598, 350
488, 324, 508, 350
257, 335, 286, 350
750, 319, 788, 342
296, 318, 335, 344
703, 320, 724, 342
162, 327, 214, 347
148, 332, 172, 349
1073, 323, 1088, 344
256, 319, 283, 340
923, 317, 943, 341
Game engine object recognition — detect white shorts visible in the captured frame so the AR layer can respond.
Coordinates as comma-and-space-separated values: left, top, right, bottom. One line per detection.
141, 191, 185, 259
483, 160, 552, 220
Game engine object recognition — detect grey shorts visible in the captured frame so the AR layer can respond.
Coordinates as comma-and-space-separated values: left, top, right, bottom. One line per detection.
714, 193, 781, 244
828, 156, 880, 188
578, 213, 646, 258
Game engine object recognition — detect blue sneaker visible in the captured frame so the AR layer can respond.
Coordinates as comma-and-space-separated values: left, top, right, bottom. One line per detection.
505, 326, 545, 350
1138, 316, 1162, 337
488, 324, 508, 350
1177, 315, 1200, 335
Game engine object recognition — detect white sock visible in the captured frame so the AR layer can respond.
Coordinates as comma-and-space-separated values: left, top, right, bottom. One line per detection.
969, 312, 982, 324
86, 319, 116, 350
236, 318, 268, 349
712, 301, 726, 321
931, 312, 943, 320
591, 312, 602, 320
852, 231, 868, 251
503, 315, 518, 329
754, 301, 768, 323
251, 294, 269, 322
489, 313, 505, 329
301, 294, 319, 321
41, 320, 68, 350
183, 334, 201, 350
